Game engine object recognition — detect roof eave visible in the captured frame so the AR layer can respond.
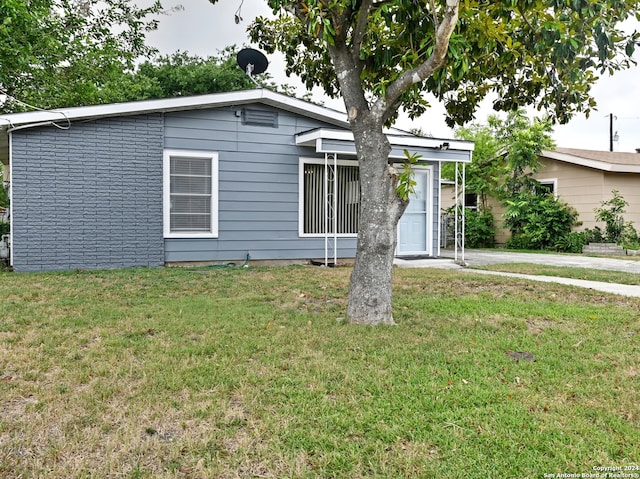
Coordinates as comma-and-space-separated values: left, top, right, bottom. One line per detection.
541, 149, 640, 173
0, 89, 351, 131
296, 128, 474, 159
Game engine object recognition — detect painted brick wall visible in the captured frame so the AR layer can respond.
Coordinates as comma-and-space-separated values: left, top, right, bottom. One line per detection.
11, 114, 164, 272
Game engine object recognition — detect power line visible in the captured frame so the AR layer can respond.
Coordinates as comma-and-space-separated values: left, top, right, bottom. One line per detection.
0, 88, 70, 130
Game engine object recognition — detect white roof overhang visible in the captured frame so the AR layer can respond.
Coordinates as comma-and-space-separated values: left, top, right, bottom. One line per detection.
0, 89, 352, 165
0, 89, 475, 164
0, 89, 351, 131
295, 128, 474, 161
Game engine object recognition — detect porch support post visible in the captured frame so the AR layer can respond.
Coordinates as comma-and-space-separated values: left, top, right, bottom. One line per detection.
454, 162, 459, 262
324, 153, 329, 266
454, 161, 465, 264
324, 152, 338, 266
461, 162, 465, 263
333, 153, 338, 266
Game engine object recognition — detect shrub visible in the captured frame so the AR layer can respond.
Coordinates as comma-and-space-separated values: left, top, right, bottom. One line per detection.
583, 226, 604, 244
554, 231, 585, 253
594, 190, 627, 243
464, 208, 495, 248
621, 223, 640, 250
0, 182, 8, 209
504, 192, 579, 250
505, 233, 536, 250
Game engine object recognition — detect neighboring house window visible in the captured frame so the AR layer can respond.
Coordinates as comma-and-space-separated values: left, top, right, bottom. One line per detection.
299, 158, 359, 236
163, 149, 218, 238
464, 192, 478, 210
535, 178, 557, 196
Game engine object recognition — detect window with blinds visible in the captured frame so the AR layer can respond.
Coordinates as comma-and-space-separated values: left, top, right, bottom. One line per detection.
302, 162, 359, 235
170, 157, 212, 232
164, 150, 218, 237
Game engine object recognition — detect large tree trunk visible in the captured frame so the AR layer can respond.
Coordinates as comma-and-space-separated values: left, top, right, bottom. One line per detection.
347, 120, 408, 325
320, 0, 459, 325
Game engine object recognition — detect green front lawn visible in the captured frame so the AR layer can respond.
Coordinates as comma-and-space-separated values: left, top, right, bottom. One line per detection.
1, 266, 638, 478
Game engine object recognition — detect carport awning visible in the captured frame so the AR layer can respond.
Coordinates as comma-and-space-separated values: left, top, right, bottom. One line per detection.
295, 128, 474, 161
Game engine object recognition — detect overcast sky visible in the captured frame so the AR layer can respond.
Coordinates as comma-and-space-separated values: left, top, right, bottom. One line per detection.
144, 1, 640, 152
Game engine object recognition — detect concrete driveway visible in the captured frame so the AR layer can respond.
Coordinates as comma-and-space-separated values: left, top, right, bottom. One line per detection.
394, 249, 640, 298
441, 249, 640, 273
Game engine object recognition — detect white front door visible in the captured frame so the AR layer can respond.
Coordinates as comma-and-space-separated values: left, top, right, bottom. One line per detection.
397, 167, 432, 256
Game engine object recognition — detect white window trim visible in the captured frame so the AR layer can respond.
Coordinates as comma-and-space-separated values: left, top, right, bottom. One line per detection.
538, 178, 558, 198
298, 157, 359, 238
163, 149, 219, 238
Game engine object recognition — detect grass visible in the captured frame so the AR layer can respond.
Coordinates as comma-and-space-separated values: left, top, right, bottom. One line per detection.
473, 262, 640, 285
1, 265, 639, 478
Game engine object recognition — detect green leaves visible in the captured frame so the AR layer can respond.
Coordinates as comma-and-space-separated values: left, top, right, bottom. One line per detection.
132, 49, 263, 99
438, 1, 640, 126
0, 0, 162, 112
504, 192, 579, 250
395, 149, 422, 202
594, 190, 630, 243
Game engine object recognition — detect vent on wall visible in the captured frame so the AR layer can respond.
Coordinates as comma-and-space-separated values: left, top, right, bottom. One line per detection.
241, 108, 278, 128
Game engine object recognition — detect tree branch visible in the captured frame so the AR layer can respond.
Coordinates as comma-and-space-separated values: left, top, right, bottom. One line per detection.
351, 0, 373, 63
326, 42, 371, 125
429, 0, 439, 31
373, 0, 460, 119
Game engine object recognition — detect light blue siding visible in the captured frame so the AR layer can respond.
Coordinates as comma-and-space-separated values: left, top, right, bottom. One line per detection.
164, 106, 358, 263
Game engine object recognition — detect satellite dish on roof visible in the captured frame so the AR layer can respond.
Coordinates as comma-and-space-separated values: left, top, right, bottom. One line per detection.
237, 48, 269, 86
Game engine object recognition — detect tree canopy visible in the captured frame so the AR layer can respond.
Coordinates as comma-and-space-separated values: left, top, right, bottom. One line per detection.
453, 110, 556, 210
452, 111, 578, 251
247, 0, 639, 126
0, 0, 162, 112
133, 50, 258, 98
129, 48, 302, 100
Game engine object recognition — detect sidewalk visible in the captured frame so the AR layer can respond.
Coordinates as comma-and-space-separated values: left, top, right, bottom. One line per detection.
393, 250, 640, 298
458, 268, 640, 298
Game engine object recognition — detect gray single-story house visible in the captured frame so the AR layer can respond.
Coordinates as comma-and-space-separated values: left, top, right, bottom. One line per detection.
0, 89, 473, 272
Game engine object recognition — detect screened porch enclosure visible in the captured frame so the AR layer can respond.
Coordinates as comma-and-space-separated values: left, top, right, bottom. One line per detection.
302, 161, 360, 235
295, 128, 472, 265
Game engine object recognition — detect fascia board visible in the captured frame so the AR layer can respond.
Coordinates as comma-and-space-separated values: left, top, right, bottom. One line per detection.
387, 134, 475, 152
295, 128, 474, 153
0, 89, 350, 130
542, 149, 640, 173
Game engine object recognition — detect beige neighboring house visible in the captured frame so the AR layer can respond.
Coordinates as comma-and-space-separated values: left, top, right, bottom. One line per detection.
442, 147, 640, 245
536, 147, 640, 226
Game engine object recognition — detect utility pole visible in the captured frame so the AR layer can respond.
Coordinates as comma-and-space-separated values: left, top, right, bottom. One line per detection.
609, 113, 614, 152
